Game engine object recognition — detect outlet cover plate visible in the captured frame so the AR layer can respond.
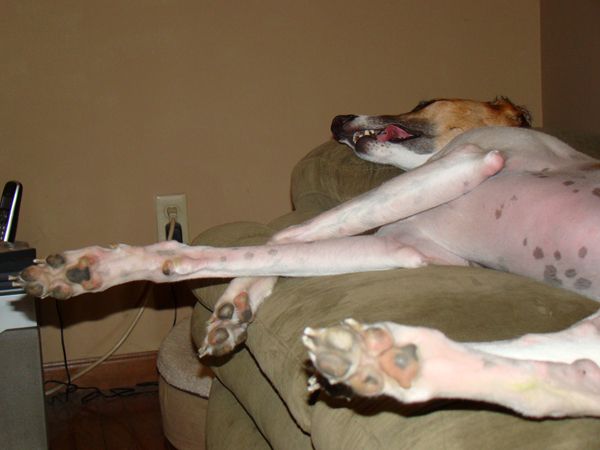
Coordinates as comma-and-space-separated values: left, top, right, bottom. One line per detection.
155, 193, 189, 243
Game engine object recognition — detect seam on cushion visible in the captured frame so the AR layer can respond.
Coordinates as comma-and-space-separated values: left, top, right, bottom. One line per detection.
243, 339, 312, 439
212, 374, 272, 445
246, 314, 314, 432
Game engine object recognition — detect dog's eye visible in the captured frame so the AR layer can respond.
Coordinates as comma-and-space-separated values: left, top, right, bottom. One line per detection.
411, 99, 436, 113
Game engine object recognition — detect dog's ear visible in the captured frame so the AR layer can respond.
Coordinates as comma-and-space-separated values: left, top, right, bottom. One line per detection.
490, 96, 533, 128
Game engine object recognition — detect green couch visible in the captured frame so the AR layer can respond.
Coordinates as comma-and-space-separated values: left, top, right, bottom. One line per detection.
161, 131, 600, 449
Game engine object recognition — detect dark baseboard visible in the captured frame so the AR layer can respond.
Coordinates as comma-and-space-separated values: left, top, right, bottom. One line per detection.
43, 351, 159, 390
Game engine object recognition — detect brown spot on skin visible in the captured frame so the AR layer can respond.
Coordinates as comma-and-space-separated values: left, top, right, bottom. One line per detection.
220, 256, 227, 262
593, 188, 600, 198
244, 251, 255, 260
208, 328, 229, 346
19, 266, 37, 282
463, 180, 470, 188
315, 352, 353, 380
81, 278, 102, 291
581, 162, 600, 171
66, 266, 91, 284
523, 238, 528, 247
350, 369, 384, 396
575, 278, 592, 290
162, 260, 174, 276
510, 195, 518, 201
268, 248, 278, 256
233, 292, 253, 323
563, 180, 575, 186
378, 344, 420, 389
533, 247, 544, 259
363, 327, 394, 355
544, 265, 562, 286
50, 285, 72, 300
573, 189, 580, 193
579, 247, 588, 258
216, 303, 234, 320
554, 250, 561, 261
565, 268, 577, 278
46, 254, 66, 268
495, 209, 502, 219
238, 307, 253, 323
393, 344, 418, 369
25, 283, 44, 298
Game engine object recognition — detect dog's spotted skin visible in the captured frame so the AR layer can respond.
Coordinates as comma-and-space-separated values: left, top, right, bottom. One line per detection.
13, 97, 600, 417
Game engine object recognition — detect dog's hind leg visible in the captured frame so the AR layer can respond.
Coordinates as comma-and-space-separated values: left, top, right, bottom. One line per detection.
303, 313, 600, 418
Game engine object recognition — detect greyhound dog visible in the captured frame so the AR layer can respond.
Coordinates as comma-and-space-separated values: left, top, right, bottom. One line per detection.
14, 97, 600, 418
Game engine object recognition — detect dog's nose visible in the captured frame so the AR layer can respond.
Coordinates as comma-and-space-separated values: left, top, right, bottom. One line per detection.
331, 114, 358, 137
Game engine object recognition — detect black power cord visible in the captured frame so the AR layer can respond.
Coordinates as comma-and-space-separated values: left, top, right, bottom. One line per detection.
46, 296, 158, 405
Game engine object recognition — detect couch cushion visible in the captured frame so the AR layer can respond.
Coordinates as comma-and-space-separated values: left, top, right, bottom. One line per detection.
190, 222, 600, 448
290, 140, 401, 211
311, 396, 600, 450
206, 378, 272, 450
246, 267, 599, 432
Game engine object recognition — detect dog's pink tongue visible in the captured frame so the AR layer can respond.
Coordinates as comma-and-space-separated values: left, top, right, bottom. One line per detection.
377, 125, 412, 142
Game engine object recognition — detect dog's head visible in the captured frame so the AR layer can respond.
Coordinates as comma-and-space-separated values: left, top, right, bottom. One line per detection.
331, 97, 531, 169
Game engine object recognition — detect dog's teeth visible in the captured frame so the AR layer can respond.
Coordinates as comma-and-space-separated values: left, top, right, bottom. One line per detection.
353, 130, 376, 144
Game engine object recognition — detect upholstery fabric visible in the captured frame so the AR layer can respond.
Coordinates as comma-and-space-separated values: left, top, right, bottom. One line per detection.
186, 132, 600, 449
206, 378, 272, 450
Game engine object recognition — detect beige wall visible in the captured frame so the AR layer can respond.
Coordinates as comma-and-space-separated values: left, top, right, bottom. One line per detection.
1, 0, 542, 363
541, 0, 600, 134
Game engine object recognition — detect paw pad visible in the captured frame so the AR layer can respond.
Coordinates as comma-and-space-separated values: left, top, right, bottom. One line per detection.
46, 254, 66, 268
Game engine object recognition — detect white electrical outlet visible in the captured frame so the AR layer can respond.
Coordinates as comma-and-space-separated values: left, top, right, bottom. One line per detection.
155, 193, 189, 243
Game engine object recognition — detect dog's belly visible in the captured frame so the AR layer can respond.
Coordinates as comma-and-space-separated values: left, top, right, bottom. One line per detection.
411, 170, 600, 300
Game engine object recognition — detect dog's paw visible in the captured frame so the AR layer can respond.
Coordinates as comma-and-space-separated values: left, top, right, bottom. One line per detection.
198, 291, 253, 357
13, 246, 115, 299
303, 319, 422, 397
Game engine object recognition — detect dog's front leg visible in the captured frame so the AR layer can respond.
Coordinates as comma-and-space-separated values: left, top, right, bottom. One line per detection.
276, 144, 504, 242
16, 235, 426, 299
304, 315, 600, 418
17, 236, 429, 359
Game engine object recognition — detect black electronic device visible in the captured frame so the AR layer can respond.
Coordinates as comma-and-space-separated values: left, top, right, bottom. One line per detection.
0, 181, 22, 242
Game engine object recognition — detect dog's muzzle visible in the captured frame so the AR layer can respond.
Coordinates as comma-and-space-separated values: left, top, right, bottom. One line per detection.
331, 114, 358, 140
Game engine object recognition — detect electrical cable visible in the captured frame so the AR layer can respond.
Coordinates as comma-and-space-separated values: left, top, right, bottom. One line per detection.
44, 380, 158, 405
167, 216, 179, 327
54, 300, 75, 400
45, 282, 151, 396
167, 215, 177, 240
45, 214, 180, 397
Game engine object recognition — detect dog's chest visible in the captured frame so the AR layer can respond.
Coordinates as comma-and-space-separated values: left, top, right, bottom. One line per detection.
411, 169, 600, 298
